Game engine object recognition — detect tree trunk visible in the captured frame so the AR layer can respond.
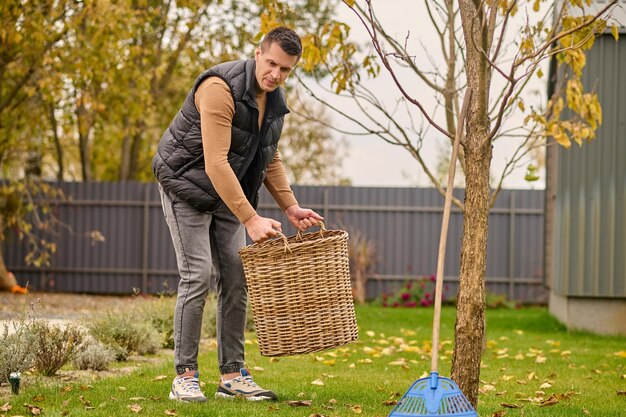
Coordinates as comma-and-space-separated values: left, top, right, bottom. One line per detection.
48, 105, 64, 181
451, 135, 491, 407
76, 96, 92, 181
453, 0, 493, 408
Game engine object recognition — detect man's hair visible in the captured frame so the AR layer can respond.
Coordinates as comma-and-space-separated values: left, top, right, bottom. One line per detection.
260, 26, 302, 58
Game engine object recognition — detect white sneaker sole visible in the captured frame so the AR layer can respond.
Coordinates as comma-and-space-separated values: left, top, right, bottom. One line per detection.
214, 392, 273, 401
169, 391, 207, 402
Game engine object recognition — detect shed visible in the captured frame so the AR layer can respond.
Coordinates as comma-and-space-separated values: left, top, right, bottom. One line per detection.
545, 1, 626, 335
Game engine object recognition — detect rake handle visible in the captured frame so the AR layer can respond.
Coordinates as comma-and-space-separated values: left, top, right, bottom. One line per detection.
431, 88, 472, 373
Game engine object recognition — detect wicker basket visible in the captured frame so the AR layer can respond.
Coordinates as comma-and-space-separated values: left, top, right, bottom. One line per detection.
239, 224, 358, 357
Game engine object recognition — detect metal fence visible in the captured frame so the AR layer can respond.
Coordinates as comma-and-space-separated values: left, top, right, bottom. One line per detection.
3, 182, 546, 302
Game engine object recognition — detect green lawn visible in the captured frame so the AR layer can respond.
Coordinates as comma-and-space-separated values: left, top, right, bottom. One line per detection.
3, 305, 625, 417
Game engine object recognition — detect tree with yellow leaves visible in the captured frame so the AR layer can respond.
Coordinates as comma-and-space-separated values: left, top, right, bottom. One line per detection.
263, 0, 620, 406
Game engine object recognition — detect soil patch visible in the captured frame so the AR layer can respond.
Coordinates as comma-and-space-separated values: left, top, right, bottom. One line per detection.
0, 292, 144, 320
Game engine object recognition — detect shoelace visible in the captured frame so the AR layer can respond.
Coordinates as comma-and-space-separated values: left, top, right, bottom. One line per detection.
179, 376, 202, 392
232, 375, 260, 389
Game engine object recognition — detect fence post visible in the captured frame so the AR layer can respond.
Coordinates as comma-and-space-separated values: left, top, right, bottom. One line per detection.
141, 184, 150, 293
508, 192, 517, 300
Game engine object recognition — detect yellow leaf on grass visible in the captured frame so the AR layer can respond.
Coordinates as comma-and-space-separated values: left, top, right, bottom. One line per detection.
539, 382, 552, 389
613, 351, 626, 358
311, 379, 324, 386
323, 360, 336, 366
253, 366, 265, 372
153, 375, 168, 381
351, 404, 363, 413
366, 330, 375, 337
0, 403, 12, 412
128, 404, 143, 413
165, 410, 177, 416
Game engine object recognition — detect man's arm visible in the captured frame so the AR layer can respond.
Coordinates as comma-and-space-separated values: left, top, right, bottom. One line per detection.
264, 151, 324, 231
196, 78, 281, 242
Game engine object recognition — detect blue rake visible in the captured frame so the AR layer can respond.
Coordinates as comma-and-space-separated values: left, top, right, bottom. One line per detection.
388, 90, 476, 417
388, 372, 477, 416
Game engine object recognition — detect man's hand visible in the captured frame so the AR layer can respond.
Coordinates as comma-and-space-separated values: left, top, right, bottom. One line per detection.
244, 214, 282, 243
284, 204, 324, 232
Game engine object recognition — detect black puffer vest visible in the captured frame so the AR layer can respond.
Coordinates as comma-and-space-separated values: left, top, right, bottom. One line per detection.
152, 59, 289, 212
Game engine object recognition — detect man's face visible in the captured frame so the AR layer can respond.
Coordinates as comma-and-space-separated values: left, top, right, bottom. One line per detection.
254, 42, 298, 93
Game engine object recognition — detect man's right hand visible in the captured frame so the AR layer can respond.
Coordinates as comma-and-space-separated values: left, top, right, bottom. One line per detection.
243, 214, 282, 243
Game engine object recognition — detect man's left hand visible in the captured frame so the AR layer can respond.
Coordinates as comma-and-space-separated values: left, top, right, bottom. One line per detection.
284, 204, 324, 232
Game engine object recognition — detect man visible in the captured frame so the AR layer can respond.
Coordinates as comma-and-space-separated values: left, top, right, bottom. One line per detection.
152, 27, 323, 403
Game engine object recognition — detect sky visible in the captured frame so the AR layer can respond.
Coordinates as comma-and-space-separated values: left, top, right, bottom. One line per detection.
306, 0, 551, 189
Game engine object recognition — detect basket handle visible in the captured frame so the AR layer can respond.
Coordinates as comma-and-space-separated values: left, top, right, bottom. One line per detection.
296, 221, 326, 241
274, 230, 293, 255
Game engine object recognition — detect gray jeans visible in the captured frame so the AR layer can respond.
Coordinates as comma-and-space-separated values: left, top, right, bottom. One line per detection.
158, 185, 247, 375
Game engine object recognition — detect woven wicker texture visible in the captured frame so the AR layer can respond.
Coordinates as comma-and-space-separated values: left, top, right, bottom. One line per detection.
239, 226, 358, 357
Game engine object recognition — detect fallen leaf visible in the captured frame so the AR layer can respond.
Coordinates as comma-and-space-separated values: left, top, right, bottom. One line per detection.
539, 395, 560, 407
129, 397, 146, 401
23, 404, 42, 415
128, 404, 143, 413
500, 403, 520, 408
617, 390, 626, 396
0, 403, 11, 412
308, 414, 327, 417
582, 407, 591, 415
311, 379, 324, 386
286, 400, 312, 407
383, 400, 397, 406
164, 410, 177, 416
152, 375, 168, 381
479, 384, 496, 394
613, 351, 626, 358
366, 331, 375, 337
30, 396, 44, 403
351, 404, 363, 414
539, 382, 552, 389
78, 396, 92, 406
253, 366, 265, 372
492, 411, 507, 417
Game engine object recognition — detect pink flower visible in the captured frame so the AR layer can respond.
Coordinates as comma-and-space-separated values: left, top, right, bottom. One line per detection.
393, 302, 399, 307
401, 292, 411, 300
430, 275, 436, 282
421, 299, 432, 307
404, 301, 417, 307
424, 293, 430, 299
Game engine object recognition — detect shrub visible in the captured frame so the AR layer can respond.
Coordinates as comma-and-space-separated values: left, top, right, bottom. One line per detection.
0, 317, 36, 383
30, 320, 83, 376
136, 296, 176, 349
73, 338, 116, 371
86, 310, 161, 361
378, 275, 448, 308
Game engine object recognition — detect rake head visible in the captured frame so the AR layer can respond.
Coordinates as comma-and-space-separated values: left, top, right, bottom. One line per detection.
388, 372, 477, 417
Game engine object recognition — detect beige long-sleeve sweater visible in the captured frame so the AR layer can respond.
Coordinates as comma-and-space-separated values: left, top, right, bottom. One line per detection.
194, 77, 297, 223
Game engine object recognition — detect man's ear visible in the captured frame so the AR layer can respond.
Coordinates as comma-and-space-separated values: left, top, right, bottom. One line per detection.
254, 47, 261, 61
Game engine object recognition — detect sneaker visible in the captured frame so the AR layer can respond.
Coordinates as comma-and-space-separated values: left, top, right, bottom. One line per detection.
215, 369, 277, 401
169, 369, 207, 402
